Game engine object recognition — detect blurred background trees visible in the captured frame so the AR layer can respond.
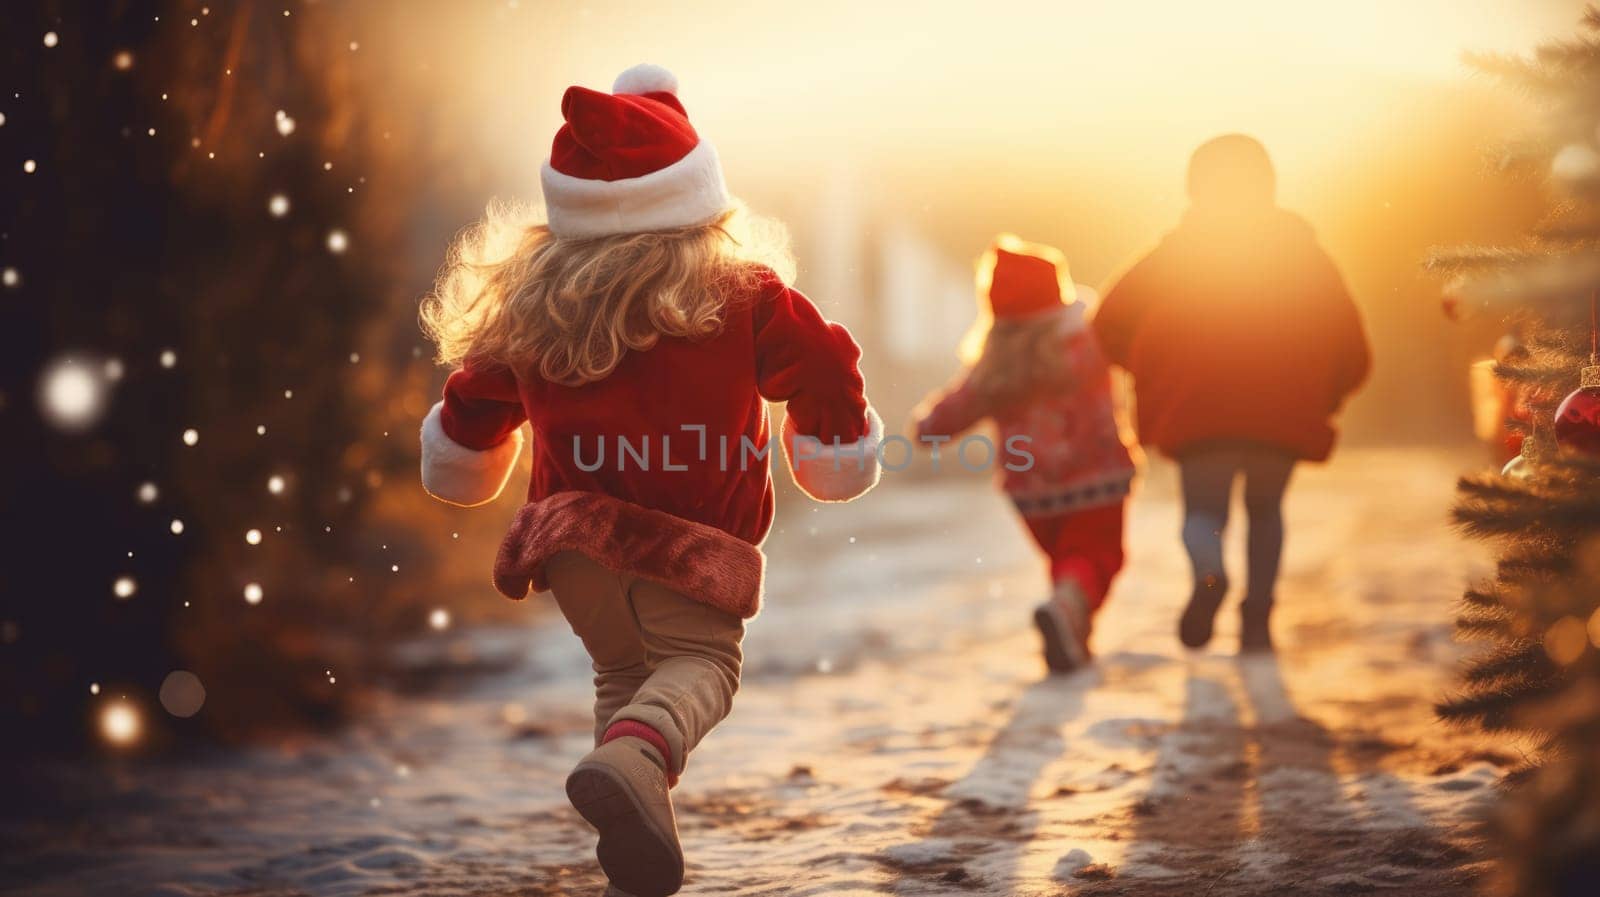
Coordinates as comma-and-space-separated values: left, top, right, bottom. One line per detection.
0, 1, 476, 749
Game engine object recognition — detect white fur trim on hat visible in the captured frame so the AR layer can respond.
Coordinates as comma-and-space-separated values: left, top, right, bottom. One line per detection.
541, 139, 731, 238
613, 63, 679, 96
781, 407, 884, 502
420, 401, 525, 508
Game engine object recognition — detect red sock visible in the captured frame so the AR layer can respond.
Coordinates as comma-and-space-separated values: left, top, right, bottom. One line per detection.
602, 719, 678, 787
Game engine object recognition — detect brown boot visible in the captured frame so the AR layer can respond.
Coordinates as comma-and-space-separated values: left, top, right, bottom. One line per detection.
567, 737, 684, 897
1034, 579, 1092, 673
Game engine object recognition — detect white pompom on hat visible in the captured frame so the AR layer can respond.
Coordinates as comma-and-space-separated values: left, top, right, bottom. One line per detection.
612, 63, 679, 96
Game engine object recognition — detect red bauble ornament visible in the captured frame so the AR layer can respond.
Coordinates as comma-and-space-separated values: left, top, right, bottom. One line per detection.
1554, 365, 1600, 456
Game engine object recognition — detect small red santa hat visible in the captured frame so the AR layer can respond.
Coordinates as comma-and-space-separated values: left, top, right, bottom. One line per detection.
980, 235, 1076, 319
540, 64, 732, 239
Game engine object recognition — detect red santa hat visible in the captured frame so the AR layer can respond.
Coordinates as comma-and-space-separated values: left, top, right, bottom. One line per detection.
540, 64, 732, 239
980, 235, 1076, 319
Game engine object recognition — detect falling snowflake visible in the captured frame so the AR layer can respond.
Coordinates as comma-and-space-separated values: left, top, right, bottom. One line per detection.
267, 475, 286, 494
100, 702, 140, 746
103, 358, 125, 381
428, 608, 451, 631
42, 31, 58, 48
243, 583, 263, 604
137, 482, 158, 503
182, 428, 199, 446
38, 358, 107, 431
326, 229, 349, 254
169, 519, 185, 535
2, 267, 18, 287
268, 193, 290, 217
113, 50, 134, 70
274, 109, 295, 136
245, 528, 262, 545
113, 576, 137, 599
22, 159, 35, 173
159, 348, 177, 368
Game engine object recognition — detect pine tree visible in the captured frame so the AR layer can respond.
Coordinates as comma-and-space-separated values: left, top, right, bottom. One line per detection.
1431, 9, 1600, 895
0, 2, 417, 748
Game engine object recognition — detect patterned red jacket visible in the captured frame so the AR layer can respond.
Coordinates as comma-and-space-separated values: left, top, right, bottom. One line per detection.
421, 268, 881, 617
915, 302, 1136, 517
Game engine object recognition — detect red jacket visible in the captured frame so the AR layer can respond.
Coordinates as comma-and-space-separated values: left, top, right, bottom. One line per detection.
915, 303, 1135, 516
1093, 208, 1369, 462
420, 268, 881, 617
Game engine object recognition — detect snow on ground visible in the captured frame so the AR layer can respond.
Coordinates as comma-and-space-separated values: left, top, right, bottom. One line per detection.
2, 448, 1519, 896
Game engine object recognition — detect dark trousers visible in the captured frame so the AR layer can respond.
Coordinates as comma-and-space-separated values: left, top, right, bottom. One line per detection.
1178, 443, 1295, 608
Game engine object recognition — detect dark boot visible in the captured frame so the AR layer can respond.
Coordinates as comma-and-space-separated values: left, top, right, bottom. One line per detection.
1239, 599, 1275, 653
1179, 574, 1228, 649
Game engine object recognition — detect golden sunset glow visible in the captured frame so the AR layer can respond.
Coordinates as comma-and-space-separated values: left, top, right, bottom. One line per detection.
371, 1, 1585, 220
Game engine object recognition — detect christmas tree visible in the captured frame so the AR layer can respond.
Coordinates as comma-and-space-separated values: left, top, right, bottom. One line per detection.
1431, 8, 1600, 895
0, 2, 429, 748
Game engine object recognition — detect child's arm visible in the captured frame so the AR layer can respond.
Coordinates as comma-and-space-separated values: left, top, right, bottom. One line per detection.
420, 358, 528, 508
752, 272, 882, 502
1092, 250, 1161, 369
911, 373, 986, 441
1314, 248, 1371, 407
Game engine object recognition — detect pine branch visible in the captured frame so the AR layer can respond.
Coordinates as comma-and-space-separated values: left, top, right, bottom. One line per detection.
1438, 677, 1563, 731
1499, 544, 1574, 581
1534, 36, 1600, 75
1465, 50, 1570, 94
1457, 607, 1520, 639
1464, 641, 1555, 686
1425, 245, 1543, 274
1463, 586, 1506, 608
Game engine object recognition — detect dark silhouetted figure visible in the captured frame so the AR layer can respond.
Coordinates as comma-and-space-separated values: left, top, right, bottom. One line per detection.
1094, 134, 1370, 653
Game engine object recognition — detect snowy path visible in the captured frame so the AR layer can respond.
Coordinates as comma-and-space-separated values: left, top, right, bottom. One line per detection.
4, 449, 1514, 896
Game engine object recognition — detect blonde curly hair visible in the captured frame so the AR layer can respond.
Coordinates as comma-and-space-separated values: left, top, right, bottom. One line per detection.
421, 202, 794, 386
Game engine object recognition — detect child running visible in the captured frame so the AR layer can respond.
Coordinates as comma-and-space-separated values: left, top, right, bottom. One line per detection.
914, 236, 1136, 672
1094, 134, 1369, 653
418, 65, 882, 896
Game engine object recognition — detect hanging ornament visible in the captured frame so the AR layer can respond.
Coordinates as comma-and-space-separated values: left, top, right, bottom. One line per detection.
1502, 425, 1549, 479
1554, 291, 1600, 458
1552, 142, 1600, 190
1554, 363, 1600, 456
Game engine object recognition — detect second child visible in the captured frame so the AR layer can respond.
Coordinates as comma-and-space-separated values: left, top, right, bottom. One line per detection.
914, 237, 1136, 672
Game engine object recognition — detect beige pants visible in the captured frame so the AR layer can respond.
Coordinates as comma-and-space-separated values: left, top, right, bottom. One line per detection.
545, 550, 745, 777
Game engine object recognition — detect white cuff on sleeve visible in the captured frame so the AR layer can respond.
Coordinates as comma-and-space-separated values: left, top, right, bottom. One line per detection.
420, 401, 525, 508
781, 406, 884, 502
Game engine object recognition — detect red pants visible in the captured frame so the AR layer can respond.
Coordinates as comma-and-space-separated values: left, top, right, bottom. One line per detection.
1021, 501, 1126, 612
